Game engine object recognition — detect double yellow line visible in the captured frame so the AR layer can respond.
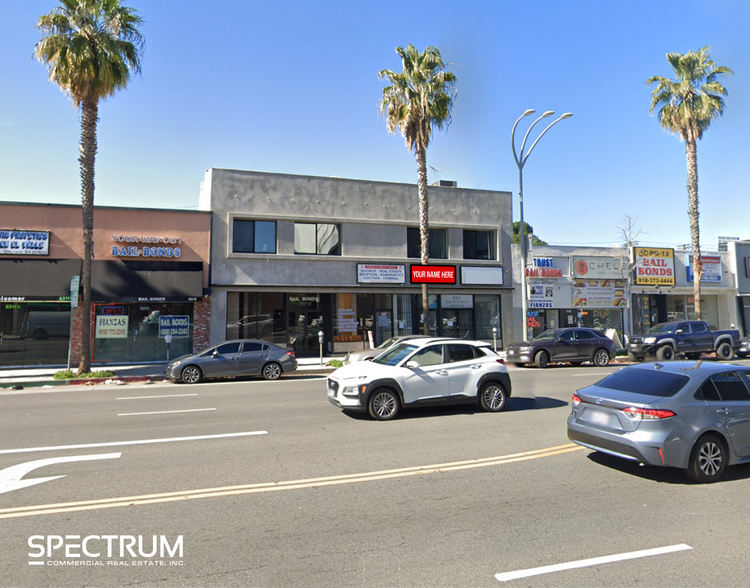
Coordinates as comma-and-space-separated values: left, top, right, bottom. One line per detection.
0, 443, 582, 520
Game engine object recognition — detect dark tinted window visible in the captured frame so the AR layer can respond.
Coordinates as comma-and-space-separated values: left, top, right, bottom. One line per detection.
216, 342, 241, 355
446, 344, 477, 363
559, 330, 576, 342
711, 372, 750, 401
407, 228, 447, 259
463, 230, 495, 260
697, 379, 721, 402
242, 342, 263, 353
233, 220, 276, 254
576, 330, 595, 340
693, 322, 708, 333
596, 369, 689, 397
675, 323, 692, 334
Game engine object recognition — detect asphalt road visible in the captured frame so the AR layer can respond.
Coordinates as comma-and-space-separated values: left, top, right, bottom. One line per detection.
1, 364, 749, 587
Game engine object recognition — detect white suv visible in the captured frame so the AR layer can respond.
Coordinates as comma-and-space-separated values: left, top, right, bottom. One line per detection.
327, 337, 512, 420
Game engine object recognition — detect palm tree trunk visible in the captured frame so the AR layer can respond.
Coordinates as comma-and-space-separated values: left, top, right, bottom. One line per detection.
686, 138, 702, 320
416, 145, 430, 335
77, 100, 98, 374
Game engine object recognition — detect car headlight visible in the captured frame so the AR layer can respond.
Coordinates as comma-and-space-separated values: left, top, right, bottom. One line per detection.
342, 385, 363, 397
643, 337, 656, 344
170, 360, 182, 368
519, 346, 532, 352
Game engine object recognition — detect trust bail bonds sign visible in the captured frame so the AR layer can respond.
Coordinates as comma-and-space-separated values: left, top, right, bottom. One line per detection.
633, 247, 675, 286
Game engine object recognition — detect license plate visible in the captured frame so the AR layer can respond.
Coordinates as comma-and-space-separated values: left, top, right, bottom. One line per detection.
508, 350, 515, 355
587, 409, 610, 426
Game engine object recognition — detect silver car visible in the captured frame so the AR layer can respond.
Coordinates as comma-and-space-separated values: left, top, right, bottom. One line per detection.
567, 361, 750, 483
343, 334, 429, 364
165, 339, 297, 383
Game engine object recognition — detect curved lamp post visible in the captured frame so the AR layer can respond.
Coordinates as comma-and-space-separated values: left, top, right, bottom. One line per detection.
511, 109, 572, 341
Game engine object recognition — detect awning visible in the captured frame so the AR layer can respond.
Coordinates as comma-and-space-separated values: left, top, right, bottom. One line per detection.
0, 259, 81, 301
91, 260, 203, 302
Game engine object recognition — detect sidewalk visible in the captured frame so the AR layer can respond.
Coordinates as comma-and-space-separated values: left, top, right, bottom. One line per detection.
0, 357, 338, 389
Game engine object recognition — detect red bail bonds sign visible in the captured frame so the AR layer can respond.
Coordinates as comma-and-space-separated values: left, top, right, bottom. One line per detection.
410, 265, 457, 284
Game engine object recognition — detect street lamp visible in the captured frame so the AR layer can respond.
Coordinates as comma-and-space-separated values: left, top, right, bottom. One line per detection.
511, 109, 572, 341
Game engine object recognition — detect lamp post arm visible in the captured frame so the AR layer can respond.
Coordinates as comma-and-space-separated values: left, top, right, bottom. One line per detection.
521, 115, 570, 166
510, 113, 528, 167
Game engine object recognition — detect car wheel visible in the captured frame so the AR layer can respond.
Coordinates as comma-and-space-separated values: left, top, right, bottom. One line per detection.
262, 362, 282, 380
685, 434, 726, 483
627, 352, 643, 363
716, 342, 734, 361
479, 382, 507, 412
593, 349, 611, 367
534, 351, 549, 368
368, 388, 400, 421
656, 346, 674, 361
181, 365, 202, 384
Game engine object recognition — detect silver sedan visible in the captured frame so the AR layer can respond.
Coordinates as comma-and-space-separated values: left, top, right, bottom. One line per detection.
567, 360, 750, 483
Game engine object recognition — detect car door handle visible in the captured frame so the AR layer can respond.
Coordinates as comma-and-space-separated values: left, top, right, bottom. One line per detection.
715, 408, 732, 415
436, 370, 449, 376
471, 364, 482, 370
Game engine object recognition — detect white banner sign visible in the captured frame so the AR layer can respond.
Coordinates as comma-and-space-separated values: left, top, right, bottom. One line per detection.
95, 316, 129, 339
0, 230, 50, 256
357, 264, 405, 284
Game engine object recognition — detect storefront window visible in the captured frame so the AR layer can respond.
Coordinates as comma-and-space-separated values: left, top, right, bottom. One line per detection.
226, 292, 286, 345
395, 294, 413, 336
93, 302, 194, 363
578, 308, 624, 339
0, 302, 70, 367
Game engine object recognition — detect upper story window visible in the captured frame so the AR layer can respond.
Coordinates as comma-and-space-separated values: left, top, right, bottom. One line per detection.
407, 227, 447, 259
463, 230, 496, 260
294, 223, 341, 255
233, 220, 276, 254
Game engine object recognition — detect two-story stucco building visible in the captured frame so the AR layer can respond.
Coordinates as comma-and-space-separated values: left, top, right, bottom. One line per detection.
199, 169, 514, 356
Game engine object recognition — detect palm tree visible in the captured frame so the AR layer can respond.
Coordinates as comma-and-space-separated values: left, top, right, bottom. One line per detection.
646, 46, 732, 320
379, 44, 456, 335
35, 0, 143, 374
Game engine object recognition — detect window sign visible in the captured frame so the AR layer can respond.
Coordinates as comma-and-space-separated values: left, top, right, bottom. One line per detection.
528, 280, 556, 308
95, 316, 128, 339
441, 295, 473, 309
158, 315, 190, 338
0, 230, 50, 256
686, 255, 722, 283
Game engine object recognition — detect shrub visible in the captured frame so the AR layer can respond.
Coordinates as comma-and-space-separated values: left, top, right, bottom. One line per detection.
327, 360, 344, 368
53, 370, 116, 380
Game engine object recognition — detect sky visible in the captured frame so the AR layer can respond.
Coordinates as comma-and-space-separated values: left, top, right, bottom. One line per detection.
1, 0, 748, 250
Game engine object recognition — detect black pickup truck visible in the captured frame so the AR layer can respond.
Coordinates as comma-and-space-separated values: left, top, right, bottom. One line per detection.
627, 320, 741, 362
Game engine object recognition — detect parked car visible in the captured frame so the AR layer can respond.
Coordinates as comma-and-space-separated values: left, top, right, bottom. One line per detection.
343, 334, 430, 364
735, 336, 750, 358
504, 327, 616, 368
567, 360, 750, 483
627, 320, 740, 362
328, 337, 511, 420
165, 339, 297, 383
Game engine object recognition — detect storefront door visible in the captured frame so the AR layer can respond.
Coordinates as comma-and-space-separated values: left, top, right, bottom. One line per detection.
288, 294, 329, 356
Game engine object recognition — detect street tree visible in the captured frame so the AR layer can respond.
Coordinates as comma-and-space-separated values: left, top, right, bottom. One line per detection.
35, 0, 144, 373
646, 46, 732, 320
379, 44, 456, 335
512, 221, 548, 246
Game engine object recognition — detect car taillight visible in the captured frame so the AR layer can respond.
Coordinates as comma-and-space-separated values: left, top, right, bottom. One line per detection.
286, 350, 295, 357
496, 359, 505, 365
622, 407, 676, 420
572, 394, 581, 406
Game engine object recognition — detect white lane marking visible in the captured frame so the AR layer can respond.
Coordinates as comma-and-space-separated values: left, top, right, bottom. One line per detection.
117, 408, 216, 416
0, 453, 121, 495
495, 544, 693, 582
28, 562, 44, 566
572, 372, 612, 377
116, 394, 199, 400
0, 431, 268, 455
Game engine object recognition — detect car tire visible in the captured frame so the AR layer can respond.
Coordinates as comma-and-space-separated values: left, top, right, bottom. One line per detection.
656, 346, 674, 361
685, 434, 726, 483
592, 349, 611, 367
368, 388, 400, 421
181, 365, 202, 384
716, 342, 734, 361
479, 382, 507, 412
262, 362, 282, 380
534, 351, 549, 368
627, 352, 643, 363
569, 362, 583, 367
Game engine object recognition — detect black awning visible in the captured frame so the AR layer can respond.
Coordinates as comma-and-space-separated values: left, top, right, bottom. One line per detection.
0, 259, 81, 300
92, 260, 203, 302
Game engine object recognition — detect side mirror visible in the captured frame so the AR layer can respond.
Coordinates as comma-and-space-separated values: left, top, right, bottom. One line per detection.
675, 329, 685, 335
405, 360, 419, 369
212, 349, 219, 357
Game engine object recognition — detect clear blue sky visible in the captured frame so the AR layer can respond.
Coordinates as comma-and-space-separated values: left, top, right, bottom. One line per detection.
1, 0, 748, 249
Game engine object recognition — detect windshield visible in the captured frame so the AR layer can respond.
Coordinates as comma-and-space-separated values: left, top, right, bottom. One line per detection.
595, 368, 689, 397
373, 343, 419, 366
646, 323, 675, 334
532, 330, 557, 341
